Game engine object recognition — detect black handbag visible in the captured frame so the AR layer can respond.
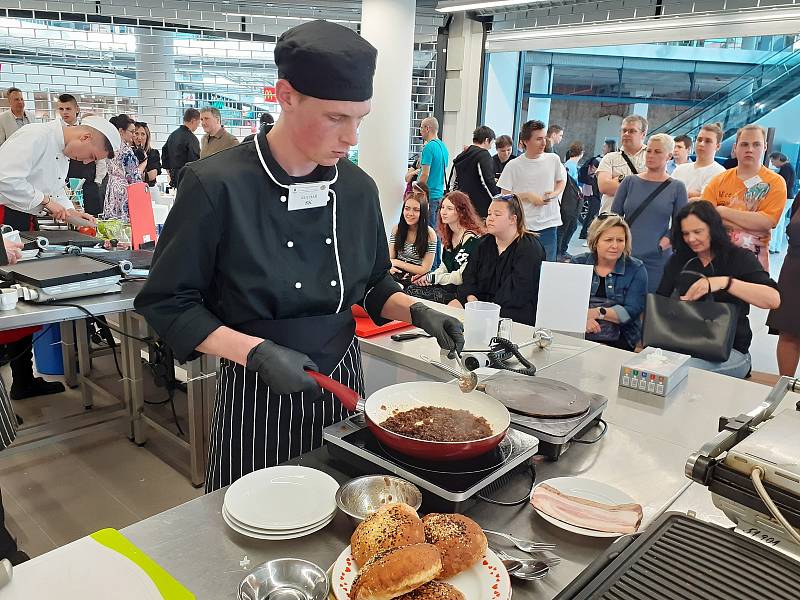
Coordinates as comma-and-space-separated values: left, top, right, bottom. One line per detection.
641, 264, 738, 362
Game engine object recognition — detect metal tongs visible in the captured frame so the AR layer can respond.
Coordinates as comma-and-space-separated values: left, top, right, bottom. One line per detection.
422, 353, 479, 393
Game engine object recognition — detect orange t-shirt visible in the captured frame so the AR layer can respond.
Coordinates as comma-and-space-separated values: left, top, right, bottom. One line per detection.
703, 165, 787, 270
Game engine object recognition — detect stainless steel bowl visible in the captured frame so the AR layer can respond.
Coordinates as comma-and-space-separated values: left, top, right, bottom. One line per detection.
238, 558, 328, 600
336, 475, 423, 526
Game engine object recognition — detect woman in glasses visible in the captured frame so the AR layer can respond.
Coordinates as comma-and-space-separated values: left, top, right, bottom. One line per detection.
389, 182, 437, 287
572, 213, 648, 351
457, 194, 546, 326
407, 190, 485, 305
611, 133, 688, 292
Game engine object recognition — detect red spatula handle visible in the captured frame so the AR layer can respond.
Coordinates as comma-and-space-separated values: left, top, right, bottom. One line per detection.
306, 370, 361, 412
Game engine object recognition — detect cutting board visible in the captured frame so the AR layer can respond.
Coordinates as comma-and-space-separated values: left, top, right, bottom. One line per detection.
351, 305, 411, 338
3, 528, 194, 599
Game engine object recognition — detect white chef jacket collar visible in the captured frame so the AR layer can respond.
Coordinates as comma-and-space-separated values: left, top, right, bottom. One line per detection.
254, 129, 338, 191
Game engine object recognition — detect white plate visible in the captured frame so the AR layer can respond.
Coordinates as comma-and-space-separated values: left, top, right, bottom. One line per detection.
224, 465, 339, 530
531, 476, 639, 538
222, 506, 335, 540
331, 545, 511, 600
222, 504, 336, 535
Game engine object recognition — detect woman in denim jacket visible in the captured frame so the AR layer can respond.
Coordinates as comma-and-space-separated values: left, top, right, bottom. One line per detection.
571, 213, 648, 351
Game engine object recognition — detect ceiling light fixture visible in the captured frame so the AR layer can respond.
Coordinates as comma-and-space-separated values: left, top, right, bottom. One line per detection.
436, 0, 545, 13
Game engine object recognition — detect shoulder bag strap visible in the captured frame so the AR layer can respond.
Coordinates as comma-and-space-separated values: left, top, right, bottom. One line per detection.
625, 178, 673, 228
620, 151, 639, 175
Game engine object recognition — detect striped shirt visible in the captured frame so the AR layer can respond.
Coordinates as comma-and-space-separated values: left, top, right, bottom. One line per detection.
389, 232, 437, 266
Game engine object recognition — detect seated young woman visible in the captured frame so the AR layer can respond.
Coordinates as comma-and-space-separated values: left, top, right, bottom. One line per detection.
656, 201, 780, 378
456, 194, 546, 326
406, 191, 485, 306
388, 182, 438, 288
571, 213, 648, 351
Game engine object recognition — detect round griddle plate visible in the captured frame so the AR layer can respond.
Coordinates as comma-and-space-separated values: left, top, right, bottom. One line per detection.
480, 375, 591, 418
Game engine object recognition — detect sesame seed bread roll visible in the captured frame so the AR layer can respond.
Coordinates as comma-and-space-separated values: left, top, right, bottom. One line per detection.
395, 581, 465, 600
350, 502, 425, 567
349, 544, 442, 600
422, 513, 488, 579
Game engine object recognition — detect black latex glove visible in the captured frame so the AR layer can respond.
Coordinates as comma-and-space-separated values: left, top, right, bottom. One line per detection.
410, 303, 465, 359
246, 340, 320, 397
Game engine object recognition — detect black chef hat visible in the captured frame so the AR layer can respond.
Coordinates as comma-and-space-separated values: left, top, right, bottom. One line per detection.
274, 20, 377, 102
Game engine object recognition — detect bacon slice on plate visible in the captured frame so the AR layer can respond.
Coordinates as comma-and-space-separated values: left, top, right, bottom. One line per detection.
531, 483, 643, 534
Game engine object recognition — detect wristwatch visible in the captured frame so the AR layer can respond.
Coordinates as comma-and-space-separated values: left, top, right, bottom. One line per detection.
598, 307, 608, 319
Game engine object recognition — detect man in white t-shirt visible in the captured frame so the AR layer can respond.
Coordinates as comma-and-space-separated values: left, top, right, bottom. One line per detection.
672, 123, 726, 200
498, 119, 566, 261
596, 115, 648, 212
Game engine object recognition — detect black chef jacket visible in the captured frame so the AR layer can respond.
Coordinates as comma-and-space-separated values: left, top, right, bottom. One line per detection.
458, 233, 545, 326
135, 132, 401, 365
161, 125, 200, 184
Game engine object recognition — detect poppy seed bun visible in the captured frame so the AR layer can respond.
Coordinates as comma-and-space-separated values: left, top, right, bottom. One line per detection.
349, 543, 442, 600
395, 581, 465, 600
422, 513, 488, 578
350, 502, 425, 567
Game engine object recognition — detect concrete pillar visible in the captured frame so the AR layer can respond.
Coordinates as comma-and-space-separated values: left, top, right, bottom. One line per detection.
359, 0, 416, 233
441, 13, 485, 166
483, 51, 519, 138
135, 30, 181, 148
526, 65, 552, 124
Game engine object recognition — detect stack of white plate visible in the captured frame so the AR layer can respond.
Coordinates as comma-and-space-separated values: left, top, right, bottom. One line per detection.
222, 465, 340, 540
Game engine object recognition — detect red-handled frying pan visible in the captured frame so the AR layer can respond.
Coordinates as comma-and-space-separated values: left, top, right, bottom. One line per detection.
306, 371, 510, 461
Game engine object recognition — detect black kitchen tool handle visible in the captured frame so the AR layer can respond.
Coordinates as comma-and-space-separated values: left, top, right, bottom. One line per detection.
391, 332, 431, 342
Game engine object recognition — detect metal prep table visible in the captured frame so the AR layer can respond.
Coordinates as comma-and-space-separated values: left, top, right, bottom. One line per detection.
120, 425, 693, 600
358, 299, 597, 395
115, 346, 800, 599
0, 283, 139, 450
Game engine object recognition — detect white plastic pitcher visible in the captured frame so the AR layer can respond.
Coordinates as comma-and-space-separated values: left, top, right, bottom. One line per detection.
464, 301, 501, 349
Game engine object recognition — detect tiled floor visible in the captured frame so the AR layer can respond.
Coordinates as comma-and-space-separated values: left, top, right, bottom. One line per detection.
0, 351, 202, 558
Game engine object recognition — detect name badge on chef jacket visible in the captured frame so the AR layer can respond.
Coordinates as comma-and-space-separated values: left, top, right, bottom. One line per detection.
287, 182, 330, 211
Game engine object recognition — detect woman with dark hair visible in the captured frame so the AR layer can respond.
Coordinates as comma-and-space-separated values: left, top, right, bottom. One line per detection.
407, 191, 485, 305
656, 200, 780, 378
457, 194, 546, 325
133, 121, 162, 200
388, 182, 437, 287
103, 113, 142, 219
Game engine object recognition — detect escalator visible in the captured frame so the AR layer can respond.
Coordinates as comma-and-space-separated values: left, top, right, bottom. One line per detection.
654, 41, 800, 140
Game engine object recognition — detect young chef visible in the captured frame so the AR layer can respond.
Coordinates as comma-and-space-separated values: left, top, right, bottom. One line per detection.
135, 20, 465, 492
0, 115, 117, 224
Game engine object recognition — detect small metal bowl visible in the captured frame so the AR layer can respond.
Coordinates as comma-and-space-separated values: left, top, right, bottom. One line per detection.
336, 475, 423, 527
238, 558, 328, 600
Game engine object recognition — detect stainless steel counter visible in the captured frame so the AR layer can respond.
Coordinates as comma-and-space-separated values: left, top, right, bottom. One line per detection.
534, 344, 800, 452
122, 423, 693, 600
0, 281, 140, 330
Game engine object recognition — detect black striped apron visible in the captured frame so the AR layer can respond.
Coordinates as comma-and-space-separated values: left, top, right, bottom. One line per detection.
204, 336, 362, 492
0, 378, 16, 451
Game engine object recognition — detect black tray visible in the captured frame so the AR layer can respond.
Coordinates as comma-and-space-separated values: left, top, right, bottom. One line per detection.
554, 512, 800, 600
91, 249, 154, 270
0, 255, 119, 287
23, 230, 101, 248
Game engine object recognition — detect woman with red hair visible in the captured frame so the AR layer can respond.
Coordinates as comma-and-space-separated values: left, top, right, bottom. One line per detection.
407, 191, 485, 306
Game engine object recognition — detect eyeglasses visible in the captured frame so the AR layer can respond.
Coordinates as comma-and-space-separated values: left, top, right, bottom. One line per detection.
596, 212, 621, 221
493, 194, 517, 202
621, 128, 641, 135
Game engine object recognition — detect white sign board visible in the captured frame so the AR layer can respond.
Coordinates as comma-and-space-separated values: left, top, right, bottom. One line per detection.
535, 262, 594, 333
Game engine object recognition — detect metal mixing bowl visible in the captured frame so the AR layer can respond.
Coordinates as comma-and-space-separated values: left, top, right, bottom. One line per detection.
237, 558, 328, 600
335, 475, 423, 526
